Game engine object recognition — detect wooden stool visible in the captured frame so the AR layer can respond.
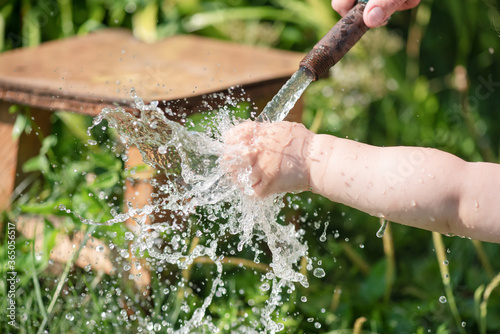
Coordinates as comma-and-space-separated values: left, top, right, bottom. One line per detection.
0, 28, 304, 211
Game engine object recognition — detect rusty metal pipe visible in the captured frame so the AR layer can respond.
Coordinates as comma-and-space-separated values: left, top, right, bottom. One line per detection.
299, 1, 369, 81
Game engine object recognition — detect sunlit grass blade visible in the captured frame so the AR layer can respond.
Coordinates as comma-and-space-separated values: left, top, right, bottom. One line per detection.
432, 232, 465, 334
479, 273, 500, 334
471, 239, 495, 279
474, 284, 485, 333
183, 7, 296, 32
353, 316, 367, 334
30, 226, 47, 320
36, 224, 97, 334
382, 220, 395, 303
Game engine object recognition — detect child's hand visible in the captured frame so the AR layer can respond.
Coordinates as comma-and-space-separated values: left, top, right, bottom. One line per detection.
223, 121, 313, 197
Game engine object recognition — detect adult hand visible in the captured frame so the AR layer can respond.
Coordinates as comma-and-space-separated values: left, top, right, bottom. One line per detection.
331, 0, 421, 28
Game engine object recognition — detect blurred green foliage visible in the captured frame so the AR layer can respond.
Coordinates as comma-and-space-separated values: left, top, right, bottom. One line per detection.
1, 0, 500, 333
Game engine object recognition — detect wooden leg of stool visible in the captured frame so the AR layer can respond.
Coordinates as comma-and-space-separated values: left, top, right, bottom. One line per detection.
124, 145, 156, 233
0, 103, 52, 209
123, 145, 155, 292
0, 102, 20, 210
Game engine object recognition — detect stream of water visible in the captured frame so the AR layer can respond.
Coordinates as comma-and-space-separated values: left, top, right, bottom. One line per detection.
256, 67, 312, 123
82, 71, 315, 333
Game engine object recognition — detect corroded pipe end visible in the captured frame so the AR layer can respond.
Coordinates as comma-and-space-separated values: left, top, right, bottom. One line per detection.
300, 2, 369, 81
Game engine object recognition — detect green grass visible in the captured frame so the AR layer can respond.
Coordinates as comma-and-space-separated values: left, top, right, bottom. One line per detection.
1, 0, 500, 333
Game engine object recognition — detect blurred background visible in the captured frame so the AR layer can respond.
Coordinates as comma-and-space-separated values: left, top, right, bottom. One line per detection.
1, 0, 500, 333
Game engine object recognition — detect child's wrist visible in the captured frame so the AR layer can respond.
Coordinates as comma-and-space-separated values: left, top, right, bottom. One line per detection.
307, 134, 336, 196
280, 123, 315, 193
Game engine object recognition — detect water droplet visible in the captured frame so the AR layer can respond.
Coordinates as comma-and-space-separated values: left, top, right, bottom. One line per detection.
443, 260, 449, 265
65, 313, 74, 321
87, 139, 97, 145
314, 322, 322, 329
410, 200, 417, 207
158, 145, 168, 154
313, 268, 326, 278
319, 221, 329, 242
84, 264, 91, 272
120, 249, 129, 259
301, 296, 307, 302
125, 232, 134, 240
461, 321, 466, 327
135, 261, 142, 270
439, 296, 447, 303
376, 220, 388, 238
265, 272, 275, 280
96, 245, 105, 253
260, 283, 270, 291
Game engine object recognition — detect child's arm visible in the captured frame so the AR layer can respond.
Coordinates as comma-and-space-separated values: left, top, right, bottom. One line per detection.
224, 121, 500, 243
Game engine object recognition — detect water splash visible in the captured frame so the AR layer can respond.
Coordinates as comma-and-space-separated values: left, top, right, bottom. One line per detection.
83, 89, 311, 332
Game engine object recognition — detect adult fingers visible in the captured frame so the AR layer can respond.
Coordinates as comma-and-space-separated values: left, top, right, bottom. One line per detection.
364, 0, 421, 27
331, 0, 357, 17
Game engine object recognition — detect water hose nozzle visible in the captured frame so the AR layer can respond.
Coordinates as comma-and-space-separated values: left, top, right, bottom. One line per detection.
300, 1, 370, 81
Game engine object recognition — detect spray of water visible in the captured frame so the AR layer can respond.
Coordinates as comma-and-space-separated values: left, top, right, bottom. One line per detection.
81, 88, 314, 332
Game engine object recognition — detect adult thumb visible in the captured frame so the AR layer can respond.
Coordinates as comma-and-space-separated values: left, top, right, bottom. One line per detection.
363, 0, 408, 27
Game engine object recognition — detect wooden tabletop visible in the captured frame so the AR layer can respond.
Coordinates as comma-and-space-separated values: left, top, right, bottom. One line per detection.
0, 29, 304, 116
